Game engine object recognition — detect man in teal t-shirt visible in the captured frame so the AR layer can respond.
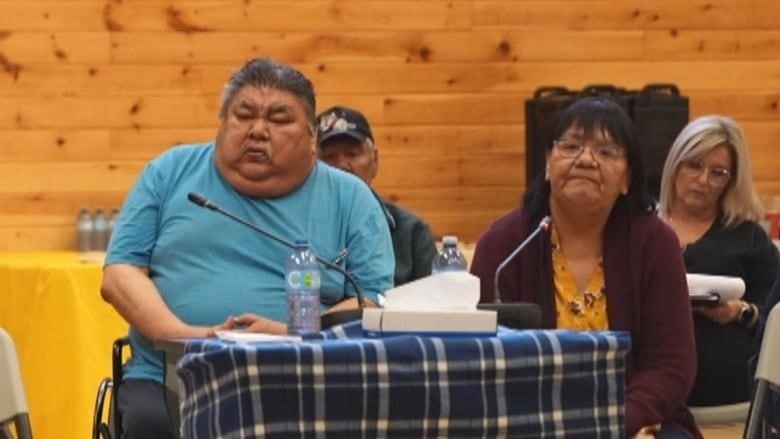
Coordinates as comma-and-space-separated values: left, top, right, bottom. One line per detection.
102, 57, 394, 439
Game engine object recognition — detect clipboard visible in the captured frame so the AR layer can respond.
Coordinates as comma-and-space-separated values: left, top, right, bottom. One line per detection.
689, 293, 723, 307
687, 274, 745, 306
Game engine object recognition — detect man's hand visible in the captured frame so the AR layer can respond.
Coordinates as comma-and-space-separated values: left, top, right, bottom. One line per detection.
221, 313, 287, 335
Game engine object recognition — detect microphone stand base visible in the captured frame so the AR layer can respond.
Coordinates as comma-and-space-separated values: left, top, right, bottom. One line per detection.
321, 308, 363, 330
477, 302, 542, 330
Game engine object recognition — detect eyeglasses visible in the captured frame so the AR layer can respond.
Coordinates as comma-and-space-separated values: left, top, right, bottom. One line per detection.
679, 159, 732, 187
553, 140, 625, 163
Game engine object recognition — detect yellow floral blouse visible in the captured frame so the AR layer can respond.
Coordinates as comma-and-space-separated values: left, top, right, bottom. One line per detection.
551, 227, 609, 330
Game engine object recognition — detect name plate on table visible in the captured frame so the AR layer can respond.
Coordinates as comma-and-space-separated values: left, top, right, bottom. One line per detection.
362, 308, 497, 337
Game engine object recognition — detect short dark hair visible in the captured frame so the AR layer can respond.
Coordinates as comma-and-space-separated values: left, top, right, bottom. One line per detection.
219, 57, 316, 127
523, 97, 654, 218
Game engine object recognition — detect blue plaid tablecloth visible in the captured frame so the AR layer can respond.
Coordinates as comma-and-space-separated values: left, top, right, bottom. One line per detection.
176, 322, 630, 438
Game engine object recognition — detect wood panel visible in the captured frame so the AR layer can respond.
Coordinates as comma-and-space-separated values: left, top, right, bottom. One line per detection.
0, 90, 776, 129
379, 187, 522, 215
644, 30, 780, 60
473, 1, 780, 30
0, 32, 110, 63
423, 212, 514, 241
370, 154, 525, 188
0, 191, 127, 215
0, 227, 77, 251
0, 129, 111, 160
0, 162, 143, 193
0, 0, 778, 252
0, 96, 221, 128
0, 211, 516, 251
0, 1, 472, 32
2, 61, 780, 96
108, 30, 644, 64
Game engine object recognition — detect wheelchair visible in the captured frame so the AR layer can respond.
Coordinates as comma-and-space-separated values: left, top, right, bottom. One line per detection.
91, 337, 129, 439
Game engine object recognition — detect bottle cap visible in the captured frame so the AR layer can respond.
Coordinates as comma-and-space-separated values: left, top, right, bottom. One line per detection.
442, 235, 458, 245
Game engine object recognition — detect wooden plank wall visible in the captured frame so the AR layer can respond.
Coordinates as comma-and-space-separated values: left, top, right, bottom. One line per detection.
0, 0, 778, 250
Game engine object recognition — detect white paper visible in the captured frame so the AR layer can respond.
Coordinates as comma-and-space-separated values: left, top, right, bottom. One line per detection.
686, 273, 745, 302
215, 331, 302, 344
381, 271, 480, 311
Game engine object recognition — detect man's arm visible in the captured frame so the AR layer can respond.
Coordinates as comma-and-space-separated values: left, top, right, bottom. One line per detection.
103, 263, 289, 338
325, 297, 377, 313
101, 264, 214, 340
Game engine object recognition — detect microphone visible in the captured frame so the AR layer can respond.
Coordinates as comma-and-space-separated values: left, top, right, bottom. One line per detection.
187, 192, 366, 328
476, 216, 552, 329
492, 215, 552, 304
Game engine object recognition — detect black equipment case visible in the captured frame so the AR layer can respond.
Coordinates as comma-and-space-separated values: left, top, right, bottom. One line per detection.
524, 83, 689, 199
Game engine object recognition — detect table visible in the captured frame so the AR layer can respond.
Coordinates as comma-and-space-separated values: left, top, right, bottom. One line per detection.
0, 252, 127, 439
171, 323, 630, 438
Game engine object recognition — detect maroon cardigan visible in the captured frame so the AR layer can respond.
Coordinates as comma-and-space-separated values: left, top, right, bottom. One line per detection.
470, 207, 701, 437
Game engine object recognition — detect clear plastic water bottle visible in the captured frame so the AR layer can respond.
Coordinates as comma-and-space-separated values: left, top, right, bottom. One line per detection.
76, 208, 93, 252
431, 235, 468, 274
107, 208, 120, 247
92, 208, 109, 251
285, 240, 321, 335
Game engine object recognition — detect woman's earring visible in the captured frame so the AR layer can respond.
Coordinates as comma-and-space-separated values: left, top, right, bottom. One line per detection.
544, 166, 550, 181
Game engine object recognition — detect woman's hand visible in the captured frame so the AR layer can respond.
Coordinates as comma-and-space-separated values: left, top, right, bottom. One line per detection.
631, 423, 660, 438
693, 299, 742, 324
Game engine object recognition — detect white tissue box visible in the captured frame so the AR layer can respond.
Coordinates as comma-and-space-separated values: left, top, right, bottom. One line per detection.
362, 308, 497, 337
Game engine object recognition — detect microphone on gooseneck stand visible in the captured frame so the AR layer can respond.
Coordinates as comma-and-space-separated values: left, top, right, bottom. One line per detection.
186, 192, 365, 328
476, 216, 552, 329
492, 216, 552, 304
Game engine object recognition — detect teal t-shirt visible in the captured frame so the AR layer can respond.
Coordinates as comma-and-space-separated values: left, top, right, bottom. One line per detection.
106, 143, 394, 382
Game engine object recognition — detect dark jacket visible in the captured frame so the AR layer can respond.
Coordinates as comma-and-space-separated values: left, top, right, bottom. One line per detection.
373, 191, 437, 286
470, 206, 700, 437
683, 218, 779, 405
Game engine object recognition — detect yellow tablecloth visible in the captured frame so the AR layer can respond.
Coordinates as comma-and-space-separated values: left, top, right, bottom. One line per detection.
0, 252, 127, 439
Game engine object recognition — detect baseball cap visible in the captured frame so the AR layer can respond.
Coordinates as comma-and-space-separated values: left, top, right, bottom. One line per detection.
316, 106, 374, 146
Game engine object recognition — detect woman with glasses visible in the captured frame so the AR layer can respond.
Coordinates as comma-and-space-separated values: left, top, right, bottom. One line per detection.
658, 115, 779, 408
471, 98, 700, 438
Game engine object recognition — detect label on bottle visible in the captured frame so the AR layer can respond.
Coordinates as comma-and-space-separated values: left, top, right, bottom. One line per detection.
286, 269, 321, 290
286, 268, 321, 335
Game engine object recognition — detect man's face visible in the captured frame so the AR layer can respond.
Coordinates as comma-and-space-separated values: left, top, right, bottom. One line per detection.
318, 137, 378, 185
215, 85, 316, 198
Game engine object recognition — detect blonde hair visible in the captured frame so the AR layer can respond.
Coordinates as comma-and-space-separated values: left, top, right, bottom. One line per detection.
659, 115, 764, 226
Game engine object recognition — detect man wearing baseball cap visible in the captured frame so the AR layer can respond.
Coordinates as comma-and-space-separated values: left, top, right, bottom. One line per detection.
317, 106, 437, 286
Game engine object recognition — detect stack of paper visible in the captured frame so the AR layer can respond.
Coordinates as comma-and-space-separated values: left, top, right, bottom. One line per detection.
686, 273, 745, 306
215, 331, 302, 344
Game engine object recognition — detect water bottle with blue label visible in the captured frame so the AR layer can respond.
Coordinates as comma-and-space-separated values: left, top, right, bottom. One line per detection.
285, 240, 321, 335
431, 235, 468, 274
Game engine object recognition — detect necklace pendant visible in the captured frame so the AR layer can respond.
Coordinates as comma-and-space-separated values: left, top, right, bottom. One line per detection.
568, 300, 583, 315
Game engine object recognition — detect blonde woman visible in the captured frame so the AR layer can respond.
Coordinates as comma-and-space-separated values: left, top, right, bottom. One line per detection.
659, 115, 779, 407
